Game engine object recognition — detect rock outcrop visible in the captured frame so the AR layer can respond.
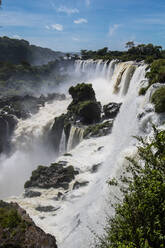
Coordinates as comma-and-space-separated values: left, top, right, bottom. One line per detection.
24, 161, 79, 190
0, 200, 58, 248
67, 83, 101, 124
103, 102, 122, 119
50, 83, 101, 152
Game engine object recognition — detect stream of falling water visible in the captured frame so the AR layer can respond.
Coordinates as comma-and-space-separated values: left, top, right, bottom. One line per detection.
1, 59, 158, 248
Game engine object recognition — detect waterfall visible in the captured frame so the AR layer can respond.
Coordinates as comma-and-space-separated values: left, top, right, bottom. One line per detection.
67, 125, 84, 151
59, 129, 66, 155
74, 59, 116, 82
4, 59, 156, 248
0, 98, 70, 198
106, 59, 116, 81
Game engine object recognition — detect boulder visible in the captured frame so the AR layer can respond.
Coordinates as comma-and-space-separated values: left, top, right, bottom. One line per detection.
0, 201, 58, 248
103, 102, 122, 119
24, 162, 79, 190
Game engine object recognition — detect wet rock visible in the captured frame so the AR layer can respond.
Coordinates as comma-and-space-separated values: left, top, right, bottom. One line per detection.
24, 190, 41, 198
97, 146, 104, 151
64, 153, 72, 157
0, 114, 17, 154
35, 205, 60, 212
103, 102, 122, 119
83, 120, 113, 139
50, 114, 66, 154
91, 163, 102, 173
0, 200, 58, 248
24, 162, 79, 190
73, 181, 89, 190
67, 83, 101, 124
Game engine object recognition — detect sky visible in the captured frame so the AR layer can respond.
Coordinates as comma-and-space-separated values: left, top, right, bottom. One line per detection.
0, 0, 165, 52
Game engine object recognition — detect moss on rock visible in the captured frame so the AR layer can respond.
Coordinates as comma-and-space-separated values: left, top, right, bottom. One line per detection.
151, 87, 165, 113
83, 120, 113, 138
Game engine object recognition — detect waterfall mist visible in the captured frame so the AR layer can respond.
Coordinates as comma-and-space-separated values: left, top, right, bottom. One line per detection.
1, 59, 156, 248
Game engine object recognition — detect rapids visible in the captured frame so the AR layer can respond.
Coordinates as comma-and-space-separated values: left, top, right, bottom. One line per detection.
0, 59, 160, 247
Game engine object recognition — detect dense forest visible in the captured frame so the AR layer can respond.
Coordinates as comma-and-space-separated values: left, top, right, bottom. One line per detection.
0, 36, 65, 65
80, 43, 164, 63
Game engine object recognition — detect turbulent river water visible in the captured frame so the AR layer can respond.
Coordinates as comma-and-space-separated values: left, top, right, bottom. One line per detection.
0, 59, 160, 247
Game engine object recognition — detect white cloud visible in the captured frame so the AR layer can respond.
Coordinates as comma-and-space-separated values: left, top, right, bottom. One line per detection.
74, 18, 88, 24
51, 24, 63, 31
57, 6, 79, 15
108, 24, 121, 36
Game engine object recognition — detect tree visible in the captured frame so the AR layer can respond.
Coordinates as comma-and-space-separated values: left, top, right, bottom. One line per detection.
125, 41, 135, 49
97, 127, 165, 248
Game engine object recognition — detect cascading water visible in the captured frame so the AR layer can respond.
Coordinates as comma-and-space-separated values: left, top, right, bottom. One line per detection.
2, 59, 159, 248
0, 98, 70, 198
67, 126, 84, 151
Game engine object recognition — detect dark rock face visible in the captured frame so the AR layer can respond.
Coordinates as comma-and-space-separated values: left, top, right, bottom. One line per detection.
103, 102, 122, 119
0, 200, 58, 248
76, 100, 101, 124
67, 83, 101, 124
0, 114, 17, 153
50, 83, 101, 153
24, 190, 41, 198
50, 114, 66, 154
24, 162, 79, 190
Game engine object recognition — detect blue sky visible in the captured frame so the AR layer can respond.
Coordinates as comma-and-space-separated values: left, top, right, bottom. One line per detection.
0, 0, 165, 52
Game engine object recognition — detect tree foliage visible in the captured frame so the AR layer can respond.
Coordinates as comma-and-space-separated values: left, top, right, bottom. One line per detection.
97, 127, 165, 248
80, 43, 164, 62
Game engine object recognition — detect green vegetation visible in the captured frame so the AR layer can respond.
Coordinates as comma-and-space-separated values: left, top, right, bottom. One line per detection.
68, 83, 101, 124
0, 36, 64, 65
151, 87, 165, 113
0, 60, 70, 97
0, 201, 28, 235
139, 59, 165, 95
146, 59, 165, 85
81, 43, 163, 62
96, 127, 165, 248
83, 120, 113, 138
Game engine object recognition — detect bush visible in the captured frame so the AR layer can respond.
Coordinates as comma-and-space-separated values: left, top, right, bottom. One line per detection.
96, 127, 165, 248
146, 59, 165, 85
151, 87, 165, 113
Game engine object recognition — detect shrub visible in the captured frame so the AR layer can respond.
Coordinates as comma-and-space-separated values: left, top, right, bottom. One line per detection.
96, 127, 165, 248
146, 59, 165, 85
151, 87, 165, 113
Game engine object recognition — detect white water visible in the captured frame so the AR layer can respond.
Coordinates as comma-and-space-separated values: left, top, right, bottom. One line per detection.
1, 59, 160, 247
0, 98, 70, 198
